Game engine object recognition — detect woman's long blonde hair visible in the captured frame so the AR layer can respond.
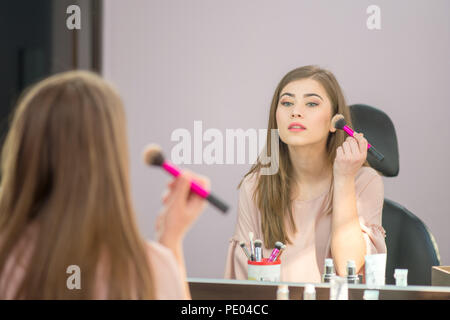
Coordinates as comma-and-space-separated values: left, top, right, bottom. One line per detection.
0, 71, 155, 299
240, 65, 369, 248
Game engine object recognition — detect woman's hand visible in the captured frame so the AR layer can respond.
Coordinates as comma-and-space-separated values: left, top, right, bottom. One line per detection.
156, 170, 210, 247
155, 170, 210, 300
331, 132, 368, 275
333, 133, 368, 181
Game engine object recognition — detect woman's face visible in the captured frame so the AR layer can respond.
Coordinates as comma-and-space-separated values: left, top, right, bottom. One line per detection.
275, 79, 334, 147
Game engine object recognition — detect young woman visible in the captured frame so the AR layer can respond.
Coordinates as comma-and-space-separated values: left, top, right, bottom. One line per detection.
225, 65, 386, 283
0, 70, 209, 299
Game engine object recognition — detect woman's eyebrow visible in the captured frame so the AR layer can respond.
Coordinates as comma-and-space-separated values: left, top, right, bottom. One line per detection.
279, 92, 323, 101
279, 92, 295, 99
304, 93, 323, 101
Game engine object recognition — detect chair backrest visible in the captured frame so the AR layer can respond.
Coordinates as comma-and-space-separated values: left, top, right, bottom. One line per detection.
349, 104, 399, 177
349, 104, 441, 285
382, 198, 440, 285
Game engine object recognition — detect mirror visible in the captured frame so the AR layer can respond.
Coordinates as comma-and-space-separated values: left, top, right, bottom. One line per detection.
101, 0, 449, 286
2, 0, 448, 289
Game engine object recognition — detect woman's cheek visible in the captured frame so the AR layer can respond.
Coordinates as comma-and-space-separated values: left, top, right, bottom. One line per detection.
275, 109, 282, 126
275, 110, 285, 136
277, 128, 288, 144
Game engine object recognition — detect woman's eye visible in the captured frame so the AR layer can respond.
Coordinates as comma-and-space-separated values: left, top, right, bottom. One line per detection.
281, 101, 293, 107
306, 102, 318, 107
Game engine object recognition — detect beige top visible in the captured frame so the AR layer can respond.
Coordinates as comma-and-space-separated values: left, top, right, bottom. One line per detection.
0, 222, 186, 299
224, 166, 387, 283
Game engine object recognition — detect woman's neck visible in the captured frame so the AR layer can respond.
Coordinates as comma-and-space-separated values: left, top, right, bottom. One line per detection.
288, 143, 332, 188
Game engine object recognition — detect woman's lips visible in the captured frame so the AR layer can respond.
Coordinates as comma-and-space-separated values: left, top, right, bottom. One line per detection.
288, 124, 306, 132
288, 127, 306, 132
288, 122, 307, 131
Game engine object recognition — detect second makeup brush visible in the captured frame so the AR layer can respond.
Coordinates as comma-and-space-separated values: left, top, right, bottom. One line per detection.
143, 144, 229, 213
332, 114, 384, 161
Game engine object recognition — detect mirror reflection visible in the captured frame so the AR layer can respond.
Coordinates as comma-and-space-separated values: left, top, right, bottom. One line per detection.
1, 0, 448, 300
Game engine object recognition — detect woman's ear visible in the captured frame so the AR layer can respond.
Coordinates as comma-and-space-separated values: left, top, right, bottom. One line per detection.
330, 125, 337, 133
329, 114, 339, 133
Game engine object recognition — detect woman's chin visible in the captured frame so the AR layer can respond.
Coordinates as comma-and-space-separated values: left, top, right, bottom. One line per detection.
282, 137, 309, 147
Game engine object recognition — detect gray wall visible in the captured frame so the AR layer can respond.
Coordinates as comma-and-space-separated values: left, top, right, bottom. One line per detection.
102, 0, 450, 278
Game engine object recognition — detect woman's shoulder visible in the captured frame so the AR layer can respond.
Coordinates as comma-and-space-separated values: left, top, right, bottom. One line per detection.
239, 171, 260, 194
145, 241, 177, 264
356, 166, 382, 180
236, 171, 263, 222
144, 240, 186, 299
144, 241, 181, 280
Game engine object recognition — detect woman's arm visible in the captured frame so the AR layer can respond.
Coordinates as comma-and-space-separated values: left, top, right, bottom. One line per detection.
331, 132, 369, 276
157, 171, 210, 300
225, 174, 260, 279
331, 175, 366, 276
158, 237, 191, 299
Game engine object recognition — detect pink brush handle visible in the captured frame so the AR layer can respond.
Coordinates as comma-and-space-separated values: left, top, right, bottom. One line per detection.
161, 161, 210, 198
268, 248, 280, 262
343, 125, 372, 149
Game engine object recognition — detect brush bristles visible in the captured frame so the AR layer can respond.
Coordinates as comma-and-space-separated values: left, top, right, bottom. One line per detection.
254, 240, 262, 247
143, 144, 165, 166
274, 241, 283, 249
239, 241, 246, 247
331, 114, 345, 129
334, 118, 347, 130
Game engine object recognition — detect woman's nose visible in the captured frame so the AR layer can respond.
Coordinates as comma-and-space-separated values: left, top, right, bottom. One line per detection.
291, 106, 303, 118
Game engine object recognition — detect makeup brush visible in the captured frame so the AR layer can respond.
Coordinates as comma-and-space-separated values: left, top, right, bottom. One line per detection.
331, 114, 384, 161
268, 241, 284, 262
143, 144, 229, 213
275, 244, 286, 261
249, 232, 255, 261
239, 241, 252, 261
254, 239, 263, 262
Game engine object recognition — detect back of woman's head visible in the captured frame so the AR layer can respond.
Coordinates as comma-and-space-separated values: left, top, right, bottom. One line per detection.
0, 71, 155, 299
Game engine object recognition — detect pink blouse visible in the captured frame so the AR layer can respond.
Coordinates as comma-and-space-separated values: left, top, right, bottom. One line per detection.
0, 222, 186, 299
224, 166, 387, 283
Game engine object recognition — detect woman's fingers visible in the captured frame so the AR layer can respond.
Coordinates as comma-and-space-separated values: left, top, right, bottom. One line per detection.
348, 136, 360, 156
342, 138, 353, 156
342, 133, 368, 160
162, 188, 171, 204
334, 133, 369, 177
156, 169, 211, 247
187, 175, 210, 208
191, 175, 210, 191
355, 132, 368, 154
162, 170, 210, 206
336, 146, 344, 159
352, 133, 368, 157
171, 170, 192, 200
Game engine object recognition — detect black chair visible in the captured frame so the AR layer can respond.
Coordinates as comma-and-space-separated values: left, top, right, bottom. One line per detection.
349, 104, 441, 285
